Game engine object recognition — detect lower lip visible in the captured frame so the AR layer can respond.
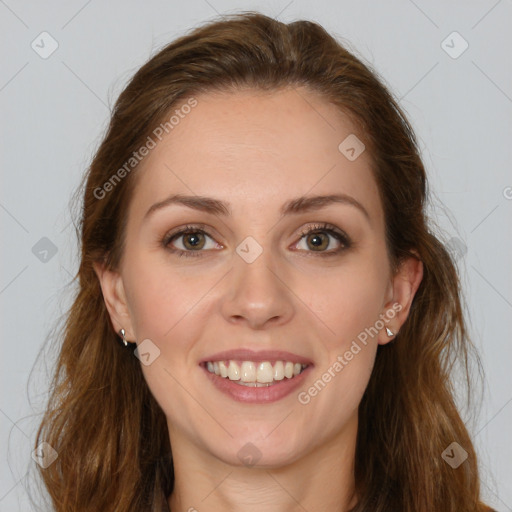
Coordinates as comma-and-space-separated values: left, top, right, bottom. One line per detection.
201, 364, 313, 404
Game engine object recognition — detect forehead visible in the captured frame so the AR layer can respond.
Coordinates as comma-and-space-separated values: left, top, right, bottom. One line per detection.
129, 86, 383, 227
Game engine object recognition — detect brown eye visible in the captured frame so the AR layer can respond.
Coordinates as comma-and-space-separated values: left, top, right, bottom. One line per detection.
295, 223, 351, 256
162, 224, 220, 258
162, 222, 351, 259
180, 231, 206, 250
305, 232, 330, 251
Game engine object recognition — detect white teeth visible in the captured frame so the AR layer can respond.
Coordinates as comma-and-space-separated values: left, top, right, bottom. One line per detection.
228, 361, 240, 381
256, 362, 274, 383
206, 359, 308, 384
240, 361, 256, 382
273, 361, 285, 380
218, 360, 228, 378
284, 361, 294, 379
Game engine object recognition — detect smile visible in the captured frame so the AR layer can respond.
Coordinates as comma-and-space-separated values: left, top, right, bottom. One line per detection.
205, 360, 309, 386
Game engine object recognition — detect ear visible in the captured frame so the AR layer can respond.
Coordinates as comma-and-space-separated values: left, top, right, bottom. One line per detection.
378, 251, 423, 345
93, 261, 136, 342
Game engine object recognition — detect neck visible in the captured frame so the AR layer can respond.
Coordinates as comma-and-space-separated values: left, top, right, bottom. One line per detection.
167, 413, 359, 512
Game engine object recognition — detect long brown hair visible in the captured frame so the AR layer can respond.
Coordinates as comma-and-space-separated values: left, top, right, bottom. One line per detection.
32, 11, 494, 511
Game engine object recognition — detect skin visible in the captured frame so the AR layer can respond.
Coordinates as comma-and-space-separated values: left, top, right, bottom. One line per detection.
94, 86, 423, 512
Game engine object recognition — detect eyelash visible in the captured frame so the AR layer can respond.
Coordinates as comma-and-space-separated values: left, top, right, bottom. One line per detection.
161, 222, 352, 258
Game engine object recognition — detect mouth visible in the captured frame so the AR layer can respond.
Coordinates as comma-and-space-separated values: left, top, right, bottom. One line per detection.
199, 349, 313, 403
201, 359, 309, 386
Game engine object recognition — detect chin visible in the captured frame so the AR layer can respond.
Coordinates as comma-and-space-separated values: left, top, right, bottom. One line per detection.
208, 435, 306, 469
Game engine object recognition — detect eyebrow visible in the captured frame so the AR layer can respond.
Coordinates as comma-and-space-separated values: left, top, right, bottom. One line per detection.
144, 193, 370, 222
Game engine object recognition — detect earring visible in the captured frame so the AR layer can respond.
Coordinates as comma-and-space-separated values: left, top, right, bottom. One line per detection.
385, 327, 396, 337
118, 328, 136, 348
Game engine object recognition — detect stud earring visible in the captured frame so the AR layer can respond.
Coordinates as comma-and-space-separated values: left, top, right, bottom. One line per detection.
118, 328, 136, 348
385, 327, 396, 337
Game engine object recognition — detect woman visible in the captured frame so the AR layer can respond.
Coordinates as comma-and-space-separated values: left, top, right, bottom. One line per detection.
34, 11, 496, 512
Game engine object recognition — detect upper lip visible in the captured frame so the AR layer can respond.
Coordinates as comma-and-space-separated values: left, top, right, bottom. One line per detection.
200, 349, 313, 365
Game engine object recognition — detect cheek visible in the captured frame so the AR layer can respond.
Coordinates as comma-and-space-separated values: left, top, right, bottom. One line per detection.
308, 255, 387, 422
305, 259, 388, 351
122, 254, 212, 421
123, 251, 202, 340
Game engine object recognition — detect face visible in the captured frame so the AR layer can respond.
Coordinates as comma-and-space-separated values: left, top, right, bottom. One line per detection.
96, 86, 419, 469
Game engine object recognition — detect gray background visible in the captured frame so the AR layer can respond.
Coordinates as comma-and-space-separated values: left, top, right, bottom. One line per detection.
1, 0, 511, 510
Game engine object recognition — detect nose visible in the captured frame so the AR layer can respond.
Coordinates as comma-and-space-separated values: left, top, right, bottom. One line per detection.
220, 245, 295, 330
